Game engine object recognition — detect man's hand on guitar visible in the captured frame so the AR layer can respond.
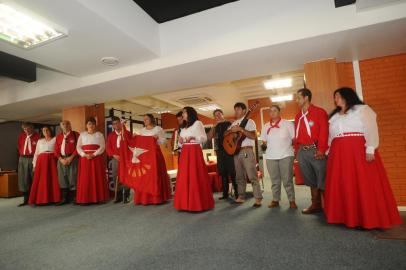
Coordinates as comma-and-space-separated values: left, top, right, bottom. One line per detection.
230, 126, 243, 133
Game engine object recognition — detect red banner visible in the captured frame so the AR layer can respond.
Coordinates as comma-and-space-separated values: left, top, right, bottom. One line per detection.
119, 134, 163, 196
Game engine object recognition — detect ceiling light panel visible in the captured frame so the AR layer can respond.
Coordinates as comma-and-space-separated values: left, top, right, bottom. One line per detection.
0, 3, 66, 49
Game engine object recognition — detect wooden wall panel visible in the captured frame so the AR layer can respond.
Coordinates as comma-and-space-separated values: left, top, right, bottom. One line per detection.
62, 106, 87, 132
62, 104, 105, 134
304, 58, 339, 113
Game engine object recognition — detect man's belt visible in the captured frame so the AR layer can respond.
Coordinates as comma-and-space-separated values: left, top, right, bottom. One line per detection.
299, 144, 317, 151
20, 155, 33, 158
60, 154, 74, 158
240, 146, 253, 150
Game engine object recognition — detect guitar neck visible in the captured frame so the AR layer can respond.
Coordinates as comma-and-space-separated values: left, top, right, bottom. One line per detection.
239, 110, 252, 128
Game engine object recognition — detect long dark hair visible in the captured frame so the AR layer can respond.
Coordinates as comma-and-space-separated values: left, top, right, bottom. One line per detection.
183, 106, 198, 128
329, 87, 364, 118
144, 113, 156, 126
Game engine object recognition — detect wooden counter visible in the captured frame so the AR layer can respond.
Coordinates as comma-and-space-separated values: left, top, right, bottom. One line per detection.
0, 172, 21, 198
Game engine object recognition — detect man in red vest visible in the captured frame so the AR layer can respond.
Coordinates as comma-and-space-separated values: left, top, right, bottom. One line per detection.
54, 120, 80, 205
17, 122, 40, 207
294, 88, 329, 214
107, 116, 131, 203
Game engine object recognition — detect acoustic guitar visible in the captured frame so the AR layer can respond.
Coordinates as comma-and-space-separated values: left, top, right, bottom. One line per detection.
222, 101, 259, 155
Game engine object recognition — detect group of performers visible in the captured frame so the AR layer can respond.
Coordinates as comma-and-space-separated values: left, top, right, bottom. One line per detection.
16, 86, 402, 230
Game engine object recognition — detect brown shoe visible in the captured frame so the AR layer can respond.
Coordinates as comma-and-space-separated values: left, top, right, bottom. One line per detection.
253, 199, 262, 208
289, 201, 298, 209
234, 197, 245, 204
268, 201, 279, 208
302, 187, 322, 214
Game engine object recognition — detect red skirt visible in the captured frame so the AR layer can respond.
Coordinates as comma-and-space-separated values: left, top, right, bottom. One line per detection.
29, 153, 61, 204
134, 145, 172, 205
76, 145, 109, 204
325, 135, 402, 229
174, 144, 214, 212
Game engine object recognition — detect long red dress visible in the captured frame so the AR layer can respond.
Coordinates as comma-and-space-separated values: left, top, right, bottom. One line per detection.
325, 135, 402, 229
174, 143, 214, 212
29, 152, 61, 205
76, 135, 109, 204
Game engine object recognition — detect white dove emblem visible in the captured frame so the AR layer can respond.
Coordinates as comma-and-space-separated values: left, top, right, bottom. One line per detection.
129, 147, 148, 164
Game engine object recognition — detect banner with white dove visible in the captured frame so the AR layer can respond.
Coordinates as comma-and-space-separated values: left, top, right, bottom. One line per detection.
119, 130, 163, 196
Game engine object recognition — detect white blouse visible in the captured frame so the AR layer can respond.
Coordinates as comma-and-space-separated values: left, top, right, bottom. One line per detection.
179, 120, 207, 147
329, 105, 379, 154
139, 126, 166, 145
260, 119, 295, 160
33, 137, 56, 167
76, 131, 105, 157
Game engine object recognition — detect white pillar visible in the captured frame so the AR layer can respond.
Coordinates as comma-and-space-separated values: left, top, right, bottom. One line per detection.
352, 60, 364, 100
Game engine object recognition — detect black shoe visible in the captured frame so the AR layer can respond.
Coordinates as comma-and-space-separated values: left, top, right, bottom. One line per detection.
114, 199, 123, 204
123, 197, 130, 204
55, 200, 68, 206
56, 189, 68, 206
18, 192, 29, 207
70, 190, 77, 204
218, 196, 228, 200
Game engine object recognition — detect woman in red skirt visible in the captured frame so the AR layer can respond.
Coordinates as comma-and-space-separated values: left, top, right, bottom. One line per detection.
76, 117, 109, 204
174, 107, 214, 212
325, 87, 402, 229
134, 114, 172, 205
29, 126, 61, 205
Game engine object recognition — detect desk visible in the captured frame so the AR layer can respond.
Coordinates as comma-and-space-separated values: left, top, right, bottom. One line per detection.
0, 172, 21, 198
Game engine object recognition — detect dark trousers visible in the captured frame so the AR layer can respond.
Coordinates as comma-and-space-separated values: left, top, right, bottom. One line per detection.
216, 150, 238, 198
221, 175, 238, 198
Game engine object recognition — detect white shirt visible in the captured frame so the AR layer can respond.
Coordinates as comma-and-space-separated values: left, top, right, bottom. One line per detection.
60, 131, 70, 156
329, 105, 379, 154
179, 120, 207, 147
33, 137, 56, 167
114, 130, 121, 148
260, 119, 295, 160
230, 118, 256, 147
76, 131, 105, 157
139, 126, 166, 145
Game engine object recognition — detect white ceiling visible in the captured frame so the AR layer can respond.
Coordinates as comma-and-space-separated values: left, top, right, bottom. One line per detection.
0, 0, 406, 122
0, 0, 159, 76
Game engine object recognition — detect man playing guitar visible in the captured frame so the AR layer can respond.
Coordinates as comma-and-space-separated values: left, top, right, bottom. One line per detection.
225, 102, 262, 207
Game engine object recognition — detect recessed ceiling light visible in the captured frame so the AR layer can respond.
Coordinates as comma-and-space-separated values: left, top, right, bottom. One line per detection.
264, 78, 293, 90
0, 3, 66, 49
101, 57, 119, 66
270, 94, 293, 102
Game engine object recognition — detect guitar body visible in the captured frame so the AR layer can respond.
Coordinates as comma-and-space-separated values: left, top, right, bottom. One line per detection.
222, 101, 259, 156
223, 131, 245, 155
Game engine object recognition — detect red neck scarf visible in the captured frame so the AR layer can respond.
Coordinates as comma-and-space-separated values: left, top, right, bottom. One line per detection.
267, 118, 281, 135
